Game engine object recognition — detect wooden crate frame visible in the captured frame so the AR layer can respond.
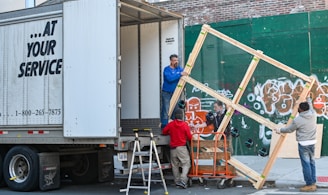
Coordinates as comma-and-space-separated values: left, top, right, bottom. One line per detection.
168, 24, 317, 189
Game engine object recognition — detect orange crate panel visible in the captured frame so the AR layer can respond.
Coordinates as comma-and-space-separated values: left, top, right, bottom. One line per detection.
195, 152, 230, 160
192, 140, 230, 148
190, 164, 236, 176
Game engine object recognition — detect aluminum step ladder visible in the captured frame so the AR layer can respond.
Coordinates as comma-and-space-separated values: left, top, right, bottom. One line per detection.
120, 129, 169, 195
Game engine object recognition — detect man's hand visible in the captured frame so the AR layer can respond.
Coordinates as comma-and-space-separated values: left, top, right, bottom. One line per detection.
273, 128, 281, 134
181, 71, 188, 76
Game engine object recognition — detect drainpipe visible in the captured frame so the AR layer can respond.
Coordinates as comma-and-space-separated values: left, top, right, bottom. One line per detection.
25, 0, 35, 8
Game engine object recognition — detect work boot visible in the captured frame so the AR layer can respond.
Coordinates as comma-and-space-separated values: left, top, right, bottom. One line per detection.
300, 184, 317, 192
176, 181, 187, 189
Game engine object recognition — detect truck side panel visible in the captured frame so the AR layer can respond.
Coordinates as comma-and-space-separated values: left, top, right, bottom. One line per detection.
0, 17, 63, 126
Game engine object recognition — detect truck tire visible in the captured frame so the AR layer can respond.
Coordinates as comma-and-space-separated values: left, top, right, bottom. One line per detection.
0, 153, 5, 187
70, 153, 97, 184
3, 146, 39, 191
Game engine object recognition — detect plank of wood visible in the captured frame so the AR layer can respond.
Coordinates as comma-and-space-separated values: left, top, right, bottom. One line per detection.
192, 151, 231, 160
191, 140, 230, 148
167, 25, 211, 118
234, 169, 257, 185
206, 25, 312, 83
228, 158, 263, 184
215, 53, 262, 139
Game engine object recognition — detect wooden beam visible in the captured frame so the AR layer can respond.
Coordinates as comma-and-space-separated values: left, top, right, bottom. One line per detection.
216, 52, 262, 139
228, 158, 263, 186
254, 76, 316, 189
182, 76, 279, 130
235, 169, 257, 185
175, 24, 318, 189
182, 75, 267, 187
206, 25, 312, 83
167, 24, 211, 118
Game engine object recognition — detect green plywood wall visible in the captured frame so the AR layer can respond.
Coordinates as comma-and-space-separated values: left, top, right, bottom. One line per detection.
185, 10, 328, 156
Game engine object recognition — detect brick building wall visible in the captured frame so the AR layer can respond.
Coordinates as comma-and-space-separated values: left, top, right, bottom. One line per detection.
151, 0, 328, 26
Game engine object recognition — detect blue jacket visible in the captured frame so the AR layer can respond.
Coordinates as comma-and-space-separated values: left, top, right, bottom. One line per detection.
162, 65, 183, 93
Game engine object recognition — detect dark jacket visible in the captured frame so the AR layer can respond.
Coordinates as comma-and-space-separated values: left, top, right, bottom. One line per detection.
206, 110, 231, 137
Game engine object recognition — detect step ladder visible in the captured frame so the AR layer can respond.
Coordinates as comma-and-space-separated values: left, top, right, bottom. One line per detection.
120, 129, 168, 195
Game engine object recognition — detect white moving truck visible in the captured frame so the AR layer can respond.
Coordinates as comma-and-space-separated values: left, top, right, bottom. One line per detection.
0, 0, 183, 191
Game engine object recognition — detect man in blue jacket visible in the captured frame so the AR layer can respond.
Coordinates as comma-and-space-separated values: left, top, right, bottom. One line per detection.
274, 97, 317, 192
160, 54, 187, 128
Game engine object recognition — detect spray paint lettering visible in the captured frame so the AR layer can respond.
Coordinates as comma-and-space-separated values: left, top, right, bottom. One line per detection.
247, 76, 328, 119
191, 83, 234, 99
186, 84, 233, 139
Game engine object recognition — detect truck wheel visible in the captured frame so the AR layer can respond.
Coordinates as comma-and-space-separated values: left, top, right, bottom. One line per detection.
3, 146, 39, 191
70, 153, 97, 184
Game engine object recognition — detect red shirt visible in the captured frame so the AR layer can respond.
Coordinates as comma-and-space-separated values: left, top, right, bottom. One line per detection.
162, 119, 192, 148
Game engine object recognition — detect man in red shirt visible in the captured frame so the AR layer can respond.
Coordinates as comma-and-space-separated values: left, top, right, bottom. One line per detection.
162, 109, 192, 189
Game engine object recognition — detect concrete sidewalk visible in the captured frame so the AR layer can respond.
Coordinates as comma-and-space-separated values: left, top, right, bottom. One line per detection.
233, 156, 328, 188
114, 155, 328, 189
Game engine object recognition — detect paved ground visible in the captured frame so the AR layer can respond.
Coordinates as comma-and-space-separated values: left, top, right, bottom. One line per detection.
232, 156, 328, 188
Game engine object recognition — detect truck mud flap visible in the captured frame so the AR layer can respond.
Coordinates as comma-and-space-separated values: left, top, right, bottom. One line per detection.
98, 149, 114, 182
38, 153, 60, 191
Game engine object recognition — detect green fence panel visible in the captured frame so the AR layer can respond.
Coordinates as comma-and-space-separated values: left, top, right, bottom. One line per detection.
185, 10, 328, 156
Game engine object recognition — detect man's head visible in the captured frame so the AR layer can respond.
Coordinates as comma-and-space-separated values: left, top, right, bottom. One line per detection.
298, 102, 310, 113
213, 100, 224, 113
170, 54, 179, 68
175, 108, 184, 120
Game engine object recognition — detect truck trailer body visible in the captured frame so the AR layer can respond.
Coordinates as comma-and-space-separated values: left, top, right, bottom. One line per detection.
0, 0, 183, 191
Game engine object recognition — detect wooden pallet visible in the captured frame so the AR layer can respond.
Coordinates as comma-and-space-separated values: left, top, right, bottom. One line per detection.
168, 24, 317, 189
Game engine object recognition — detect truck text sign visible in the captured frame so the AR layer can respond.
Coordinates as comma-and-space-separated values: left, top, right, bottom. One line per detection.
18, 20, 62, 78
0, 18, 63, 125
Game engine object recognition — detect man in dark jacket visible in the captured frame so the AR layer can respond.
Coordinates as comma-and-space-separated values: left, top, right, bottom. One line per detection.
162, 109, 192, 189
206, 101, 233, 153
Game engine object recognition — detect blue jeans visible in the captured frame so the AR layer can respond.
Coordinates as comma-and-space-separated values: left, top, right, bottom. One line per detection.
298, 143, 316, 185
161, 91, 178, 128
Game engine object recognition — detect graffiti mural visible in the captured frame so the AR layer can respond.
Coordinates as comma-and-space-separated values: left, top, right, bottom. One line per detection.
248, 76, 328, 119
185, 96, 212, 136
186, 76, 328, 155
186, 86, 233, 139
